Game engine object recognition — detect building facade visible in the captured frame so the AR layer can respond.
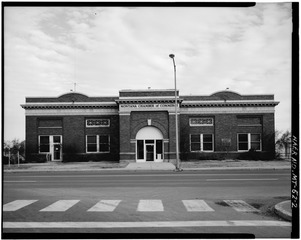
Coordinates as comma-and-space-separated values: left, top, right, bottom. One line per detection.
21, 89, 279, 163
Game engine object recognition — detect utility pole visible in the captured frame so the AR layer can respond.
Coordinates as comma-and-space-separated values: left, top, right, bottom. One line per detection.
169, 54, 182, 171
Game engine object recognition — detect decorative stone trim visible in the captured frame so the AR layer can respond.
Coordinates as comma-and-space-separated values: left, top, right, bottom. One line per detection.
21, 104, 118, 109
181, 102, 279, 107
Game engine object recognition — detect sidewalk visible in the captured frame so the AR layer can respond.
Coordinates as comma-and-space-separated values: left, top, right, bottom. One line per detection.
3, 159, 291, 172
274, 200, 292, 221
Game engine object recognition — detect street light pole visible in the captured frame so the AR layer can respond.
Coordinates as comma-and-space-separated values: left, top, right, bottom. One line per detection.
169, 54, 182, 171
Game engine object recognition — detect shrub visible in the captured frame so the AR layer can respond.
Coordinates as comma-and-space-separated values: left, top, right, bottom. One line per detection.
238, 149, 275, 160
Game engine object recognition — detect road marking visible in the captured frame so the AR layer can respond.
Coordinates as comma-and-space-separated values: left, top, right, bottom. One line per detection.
87, 200, 121, 212
4, 181, 37, 183
182, 200, 214, 212
40, 200, 80, 212
3, 200, 38, 212
3, 220, 291, 228
206, 179, 278, 181
224, 200, 260, 212
137, 200, 164, 212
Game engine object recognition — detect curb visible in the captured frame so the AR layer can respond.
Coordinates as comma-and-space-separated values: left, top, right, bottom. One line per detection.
4, 166, 291, 173
274, 200, 292, 221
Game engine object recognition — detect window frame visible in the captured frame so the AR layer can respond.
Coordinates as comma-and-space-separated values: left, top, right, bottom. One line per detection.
38, 135, 62, 154
237, 133, 262, 152
39, 135, 50, 153
86, 135, 110, 153
190, 134, 214, 152
189, 118, 214, 126
86, 119, 110, 128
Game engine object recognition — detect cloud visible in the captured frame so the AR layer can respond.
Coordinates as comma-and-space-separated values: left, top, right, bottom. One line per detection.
4, 4, 292, 140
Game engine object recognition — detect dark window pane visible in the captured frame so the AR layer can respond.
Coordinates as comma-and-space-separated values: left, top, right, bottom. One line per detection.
40, 136, 49, 144
40, 145, 50, 152
40, 136, 50, 153
156, 140, 163, 154
203, 134, 212, 142
53, 136, 61, 143
87, 136, 97, 144
203, 143, 213, 151
99, 135, 109, 144
191, 135, 200, 143
87, 144, 97, 152
251, 134, 260, 142
137, 140, 144, 159
251, 142, 260, 150
239, 143, 248, 151
191, 143, 200, 151
99, 144, 109, 152
145, 140, 154, 143
238, 134, 248, 142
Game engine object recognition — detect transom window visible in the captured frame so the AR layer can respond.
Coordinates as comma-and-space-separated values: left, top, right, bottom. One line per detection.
190, 134, 214, 152
190, 118, 213, 126
237, 133, 261, 151
86, 135, 110, 153
86, 119, 110, 127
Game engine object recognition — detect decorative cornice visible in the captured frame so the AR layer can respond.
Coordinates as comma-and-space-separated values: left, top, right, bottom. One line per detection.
116, 99, 183, 104
181, 101, 279, 108
21, 103, 118, 109
21, 100, 279, 109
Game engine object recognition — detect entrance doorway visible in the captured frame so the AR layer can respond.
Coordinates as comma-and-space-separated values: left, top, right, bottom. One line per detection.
146, 144, 154, 161
53, 144, 61, 160
39, 135, 62, 161
136, 126, 164, 162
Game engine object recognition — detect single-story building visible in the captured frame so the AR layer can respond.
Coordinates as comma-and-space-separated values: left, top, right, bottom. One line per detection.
21, 89, 279, 163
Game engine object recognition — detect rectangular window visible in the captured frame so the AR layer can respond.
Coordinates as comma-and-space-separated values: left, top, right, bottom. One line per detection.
251, 134, 261, 150
190, 118, 213, 126
156, 140, 163, 154
99, 135, 110, 152
191, 135, 201, 151
39, 136, 50, 153
238, 133, 261, 151
87, 136, 97, 152
137, 140, 144, 159
53, 136, 61, 143
86, 135, 110, 153
86, 119, 110, 127
203, 134, 213, 151
238, 134, 249, 151
190, 134, 214, 152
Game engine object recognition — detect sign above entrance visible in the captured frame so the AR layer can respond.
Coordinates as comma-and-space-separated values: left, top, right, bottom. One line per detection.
121, 103, 175, 108
119, 103, 178, 113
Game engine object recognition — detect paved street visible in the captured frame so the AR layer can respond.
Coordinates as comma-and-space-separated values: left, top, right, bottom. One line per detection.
3, 169, 291, 238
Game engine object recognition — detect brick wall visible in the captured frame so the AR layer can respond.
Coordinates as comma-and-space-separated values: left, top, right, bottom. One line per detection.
25, 115, 119, 162
180, 113, 276, 160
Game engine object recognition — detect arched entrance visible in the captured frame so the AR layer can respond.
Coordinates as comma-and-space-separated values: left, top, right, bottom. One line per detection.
136, 126, 164, 162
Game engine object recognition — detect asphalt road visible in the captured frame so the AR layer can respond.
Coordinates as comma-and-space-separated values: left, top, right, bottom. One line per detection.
3, 169, 291, 238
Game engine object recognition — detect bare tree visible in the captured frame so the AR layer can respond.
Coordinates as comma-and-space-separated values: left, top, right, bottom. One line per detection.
3, 139, 25, 164
276, 131, 291, 159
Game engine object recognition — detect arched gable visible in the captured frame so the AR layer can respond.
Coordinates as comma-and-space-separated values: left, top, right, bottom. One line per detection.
57, 92, 90, 102
210, 90, 243, 100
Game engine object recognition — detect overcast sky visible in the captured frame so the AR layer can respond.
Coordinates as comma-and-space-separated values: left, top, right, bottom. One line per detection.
4, 3, 292, 141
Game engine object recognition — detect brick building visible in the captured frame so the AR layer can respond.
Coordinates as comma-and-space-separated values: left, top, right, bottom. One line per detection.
21, 89, 279, 163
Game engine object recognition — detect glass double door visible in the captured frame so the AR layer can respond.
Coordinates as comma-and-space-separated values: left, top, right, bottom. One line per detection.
136, 139, 163, 162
